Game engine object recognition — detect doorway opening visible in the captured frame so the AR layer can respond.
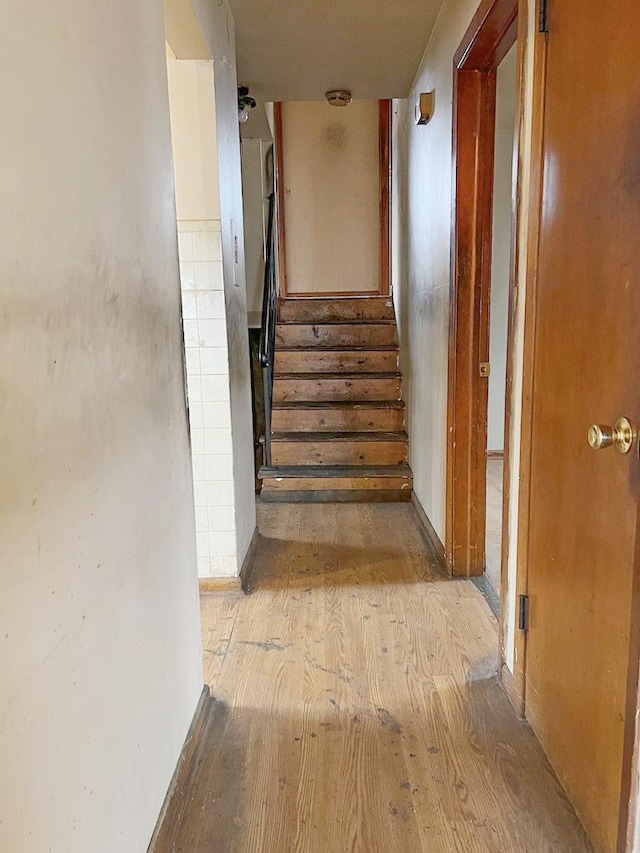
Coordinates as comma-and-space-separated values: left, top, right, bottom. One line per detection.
484, 43, 518, 607
445, 0, 519, 592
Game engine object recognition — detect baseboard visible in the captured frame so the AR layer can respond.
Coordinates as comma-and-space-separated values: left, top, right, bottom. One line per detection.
198, 577, 242, 594
147, 685, 213, 852
410, 492, 448, 573
500, 662, 525, 719
487, 450, 504, 460
239, 526, 260, 593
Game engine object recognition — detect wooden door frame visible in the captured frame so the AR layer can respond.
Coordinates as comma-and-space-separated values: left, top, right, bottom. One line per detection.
274, 99, 392, 298
517, 3, 640, 847
445, 0, 519, 580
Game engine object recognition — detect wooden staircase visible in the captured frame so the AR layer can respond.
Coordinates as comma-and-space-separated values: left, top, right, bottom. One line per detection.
260, 295, 413, 502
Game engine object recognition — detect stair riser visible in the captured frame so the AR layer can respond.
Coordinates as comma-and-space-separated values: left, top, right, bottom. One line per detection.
279, 298, 394, 324
271, 441, 408, 467
276, 324, 397, 349
261, 475, 412, 493
273, 378, 401, 403
272, 408, 404, 433
275, 350, 397, 374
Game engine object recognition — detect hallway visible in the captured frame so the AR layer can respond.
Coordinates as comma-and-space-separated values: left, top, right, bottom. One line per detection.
159, 503, 590, 852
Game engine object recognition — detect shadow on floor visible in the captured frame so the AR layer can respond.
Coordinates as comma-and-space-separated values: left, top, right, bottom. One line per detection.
174, 501, 592, 851
154, 677, 592, 853
247, 502, 448, 592
246, 534, 447, 592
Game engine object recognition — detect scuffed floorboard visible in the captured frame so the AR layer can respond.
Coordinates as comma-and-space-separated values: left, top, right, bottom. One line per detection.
174, 503, 591, 852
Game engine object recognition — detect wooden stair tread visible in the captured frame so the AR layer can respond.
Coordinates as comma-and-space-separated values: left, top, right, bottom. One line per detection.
271, 431, 408, 442
276, 324, 397, 349
275, 344, 399, 352
260, 464, 412, 478
277, 319, 396, 326
280, 295, 391, 301
272, 399, 405, 410
275, 371, 401, 380
275, 348, 399, 376
278, 296, 395, 324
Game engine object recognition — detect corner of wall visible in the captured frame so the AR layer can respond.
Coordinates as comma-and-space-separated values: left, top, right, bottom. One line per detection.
191, 0, 257, 573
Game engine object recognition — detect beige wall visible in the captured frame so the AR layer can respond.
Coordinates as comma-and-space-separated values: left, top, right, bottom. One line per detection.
167, 54, 220, 221
164, 0, 210, 60
282, 100, 381, 294
0, 1, 203, 850
191, 0, 257, 569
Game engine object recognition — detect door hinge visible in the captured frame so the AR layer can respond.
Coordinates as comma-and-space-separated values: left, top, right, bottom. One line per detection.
538, 0, 549, 33
518, 595, 530, 632
479, 362, 491, 378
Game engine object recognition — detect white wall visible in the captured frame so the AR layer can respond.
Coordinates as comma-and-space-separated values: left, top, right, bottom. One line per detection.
178, 219, 238, 576
191, 0, 257, 569
0, 1, 203, 850
167, 56, 240, 577
281, 100, 381, 294
487, 45, 517, 453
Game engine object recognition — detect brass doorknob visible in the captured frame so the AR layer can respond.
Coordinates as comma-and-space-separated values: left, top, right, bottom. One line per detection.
588, 417, 635, 454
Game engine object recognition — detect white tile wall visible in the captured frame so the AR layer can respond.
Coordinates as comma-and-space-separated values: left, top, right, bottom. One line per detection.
178, 219, 238, 578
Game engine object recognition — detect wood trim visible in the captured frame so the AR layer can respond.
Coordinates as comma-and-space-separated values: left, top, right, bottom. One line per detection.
621, 513, 640, 850
446, 67, 498, 577
455, 0, 518, 70
274, 102, 287, 296
239, 526, 260, 593
147, 685, 213, 852
445, 0, 518, 579
626, 737, 640, 853
500, 662, 525, 718
379, 99, 392, 297
487, 450, 504, 460
498, 0, 530, 711
511, 0, 548, 733
199, 577, 242, 594
411, 492, 447, 573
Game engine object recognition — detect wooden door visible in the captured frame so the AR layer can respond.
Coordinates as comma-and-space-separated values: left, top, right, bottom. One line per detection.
524, 4, 640, 851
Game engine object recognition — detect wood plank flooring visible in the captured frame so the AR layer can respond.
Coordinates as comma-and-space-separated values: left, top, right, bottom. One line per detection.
167, 503, 591, 852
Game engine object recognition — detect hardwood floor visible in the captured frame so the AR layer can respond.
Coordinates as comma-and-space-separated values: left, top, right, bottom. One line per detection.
163, 503, 591, 852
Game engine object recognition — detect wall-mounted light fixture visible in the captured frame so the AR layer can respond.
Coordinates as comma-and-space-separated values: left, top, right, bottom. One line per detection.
415, 91, 435, 125
238, 86, 256, 123
325, 90, 352, 107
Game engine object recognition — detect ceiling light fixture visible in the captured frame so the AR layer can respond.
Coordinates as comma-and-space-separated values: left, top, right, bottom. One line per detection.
325, 90, 352, 107
238, 86, 256, 124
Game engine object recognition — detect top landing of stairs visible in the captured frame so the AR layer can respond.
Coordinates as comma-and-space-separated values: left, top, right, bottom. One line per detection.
278, 295, 395, 325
